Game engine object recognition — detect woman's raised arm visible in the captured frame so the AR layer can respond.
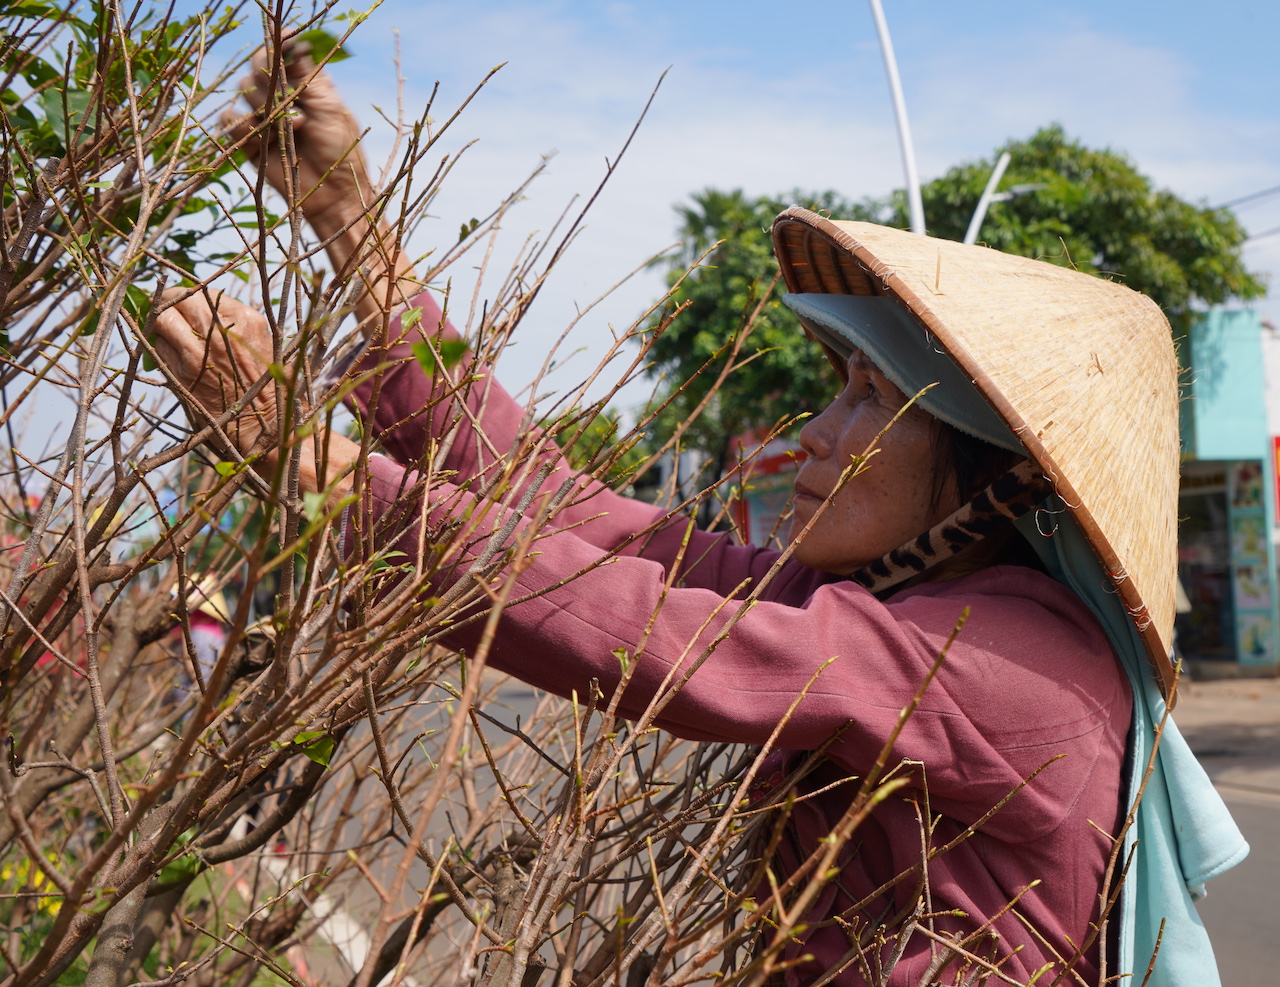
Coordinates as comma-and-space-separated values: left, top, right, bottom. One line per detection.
222, 41, 420, 335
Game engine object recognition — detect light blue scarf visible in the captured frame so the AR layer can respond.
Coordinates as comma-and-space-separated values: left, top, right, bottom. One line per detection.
785, 292, 1250, 986
1015, 507, 1248, 985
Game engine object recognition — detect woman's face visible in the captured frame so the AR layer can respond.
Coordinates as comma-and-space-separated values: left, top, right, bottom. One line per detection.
789, 350, 959, 575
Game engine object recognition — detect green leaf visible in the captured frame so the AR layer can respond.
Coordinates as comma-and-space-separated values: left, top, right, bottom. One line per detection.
440, 340, 467, 368
158, 852, 202, 888
458, 217, 480, 242
214, 461, 237, 478
411, 339, 468, 376
156, 827, 202, 887
302, 490, 327, 523
85, 180, 114, 190
295, 28, 351, 64
38, 86, 93, 146
2, 2, 58, 21
370, 549, 408, 573
400, 306, 423, 331
300, 734, 335, 768
122, 285, 151, 325
335, 7, 370, 27
1, 101, 40, 137
411, 341, 435, 375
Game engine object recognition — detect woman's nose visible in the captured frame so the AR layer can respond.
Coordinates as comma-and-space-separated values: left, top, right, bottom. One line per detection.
798, 406, 836, 460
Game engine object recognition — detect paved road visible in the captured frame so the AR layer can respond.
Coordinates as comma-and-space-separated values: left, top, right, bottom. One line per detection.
1175, 676, 1280, 985
1198, 788, 1280, 986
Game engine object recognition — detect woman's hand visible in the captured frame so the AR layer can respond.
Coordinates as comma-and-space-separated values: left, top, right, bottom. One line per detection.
222, 42, 421, 335
153, 289, 361, 501
153, 289, 278, 456
222, 42, 370, 237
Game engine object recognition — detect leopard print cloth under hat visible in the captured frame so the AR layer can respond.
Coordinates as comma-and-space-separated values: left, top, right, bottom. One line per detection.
849, 458, 1053, 595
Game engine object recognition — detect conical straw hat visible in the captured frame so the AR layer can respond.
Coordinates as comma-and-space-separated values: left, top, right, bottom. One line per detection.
771, 207, 1180, 696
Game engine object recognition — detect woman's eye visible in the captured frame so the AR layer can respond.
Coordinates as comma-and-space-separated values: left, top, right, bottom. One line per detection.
841, 368, 879, 404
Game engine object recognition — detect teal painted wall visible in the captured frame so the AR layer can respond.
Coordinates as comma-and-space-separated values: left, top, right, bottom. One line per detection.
1183, 310, 1279, 666
1186, 310, 1267, 459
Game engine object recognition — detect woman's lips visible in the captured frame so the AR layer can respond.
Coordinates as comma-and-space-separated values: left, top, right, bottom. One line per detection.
793, 479, 826, 503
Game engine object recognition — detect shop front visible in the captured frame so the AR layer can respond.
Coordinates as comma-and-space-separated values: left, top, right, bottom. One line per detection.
732, 431, 805, 549
1177, 309, 1280, 672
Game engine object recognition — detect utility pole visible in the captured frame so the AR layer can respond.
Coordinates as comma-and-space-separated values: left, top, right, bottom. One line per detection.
868, 0, 924, 234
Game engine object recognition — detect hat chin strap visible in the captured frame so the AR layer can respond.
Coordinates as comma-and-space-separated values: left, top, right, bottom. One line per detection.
849, 459, 1053, 595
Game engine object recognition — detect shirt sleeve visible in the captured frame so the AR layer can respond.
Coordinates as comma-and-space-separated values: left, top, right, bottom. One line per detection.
355, 452, 1130, 843
342, 291, 838, 602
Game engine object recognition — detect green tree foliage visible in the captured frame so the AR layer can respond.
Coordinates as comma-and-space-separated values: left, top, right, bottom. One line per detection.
0, 1, 260, 366
645, 189, 876, 459
893, 125, 1266, 332
549, 404, 650, 488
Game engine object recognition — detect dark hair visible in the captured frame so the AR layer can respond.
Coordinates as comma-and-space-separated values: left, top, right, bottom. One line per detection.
930, 423, 1045, 572
931, 423, 1024, 510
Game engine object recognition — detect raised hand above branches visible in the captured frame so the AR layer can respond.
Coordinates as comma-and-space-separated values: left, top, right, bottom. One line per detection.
221, 37, 423, 336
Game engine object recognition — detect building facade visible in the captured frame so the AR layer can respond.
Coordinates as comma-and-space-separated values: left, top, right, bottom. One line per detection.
1179, 309, 1280, 673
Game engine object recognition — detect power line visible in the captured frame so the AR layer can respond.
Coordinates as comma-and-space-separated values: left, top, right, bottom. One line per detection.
1217, 184, 1280, 210
1246, 225, 1280, 243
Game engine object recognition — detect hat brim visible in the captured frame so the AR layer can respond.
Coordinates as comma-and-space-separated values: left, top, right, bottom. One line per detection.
783, 292, 1024, 454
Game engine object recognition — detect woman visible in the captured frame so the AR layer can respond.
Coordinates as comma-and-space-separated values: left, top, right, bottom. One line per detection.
154, 47, 1245, 986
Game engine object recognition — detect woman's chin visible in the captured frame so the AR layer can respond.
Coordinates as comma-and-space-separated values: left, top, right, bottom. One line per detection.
789, 542, 842, 576
788, 531, 877, 577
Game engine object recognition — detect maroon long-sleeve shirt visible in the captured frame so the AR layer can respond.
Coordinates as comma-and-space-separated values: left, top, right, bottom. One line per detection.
345, 294, 1130, 986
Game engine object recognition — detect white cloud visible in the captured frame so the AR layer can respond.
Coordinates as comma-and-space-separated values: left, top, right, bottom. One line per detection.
907, 28, 1277, 199
904, 25, 1280, 313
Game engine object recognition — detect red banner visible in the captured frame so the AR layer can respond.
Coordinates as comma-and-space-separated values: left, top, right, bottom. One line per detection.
1273, 435, 1280, 517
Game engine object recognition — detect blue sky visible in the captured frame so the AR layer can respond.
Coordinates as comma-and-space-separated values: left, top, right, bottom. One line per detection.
220, 0, 1280, 409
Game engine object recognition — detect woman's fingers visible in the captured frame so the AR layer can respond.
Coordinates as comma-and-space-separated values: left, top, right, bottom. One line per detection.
220, 70, 269, 174
225, 42, 338, 144
154, 291, 263, 385
152, 305, 199, 379
282, 48, 341, 137
153, 290, 282, 453
281, 39, 318, 87
220, 40, 369, 231
170, 289, 225, 334
220, 101, 260, 162
221, 45, 303, 159
238, 45, 275, 115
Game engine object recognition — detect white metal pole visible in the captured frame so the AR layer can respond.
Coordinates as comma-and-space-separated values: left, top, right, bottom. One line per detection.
868, 0, 925, 234
963, 151, 1012, 245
